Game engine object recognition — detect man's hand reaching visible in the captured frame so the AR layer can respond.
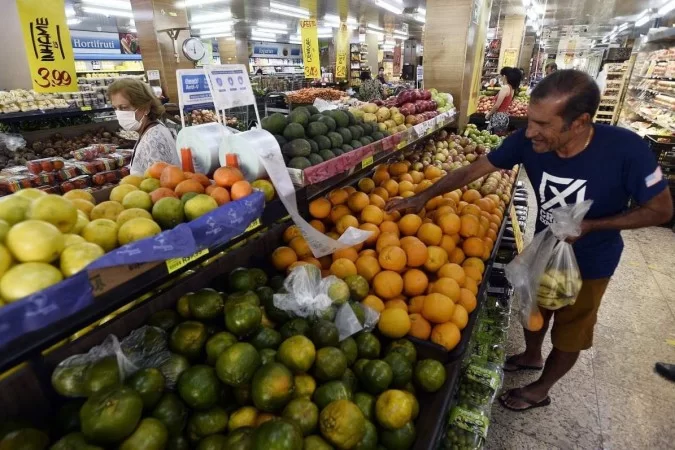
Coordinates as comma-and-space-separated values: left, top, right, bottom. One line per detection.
385, 195, 426, 214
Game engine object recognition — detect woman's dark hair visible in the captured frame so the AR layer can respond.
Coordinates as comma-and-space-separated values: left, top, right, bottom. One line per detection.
499, 67, 512, 76
360, 71, 372, 81
378, 67, 384, 71
503, 68, 521, 91
531, 69, 600, 126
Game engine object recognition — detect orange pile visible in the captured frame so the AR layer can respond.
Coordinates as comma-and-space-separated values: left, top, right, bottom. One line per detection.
270, 160, 512, 351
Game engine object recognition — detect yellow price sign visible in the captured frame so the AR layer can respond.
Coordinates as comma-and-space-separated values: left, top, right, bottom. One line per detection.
361, 155, 374, 169
80, 106, 92, 111
166, 249, 209, 274
509, 205, 524, 253
335, 22, 349, 79
17, 0, 78, 93
245, 218, 262, 233
300, 19, 321, 79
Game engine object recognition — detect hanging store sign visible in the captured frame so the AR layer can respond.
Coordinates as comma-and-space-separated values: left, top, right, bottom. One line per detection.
502, 49, 518, 69
393, 45, 402, 75
204, 64, 256, 111
70, 30, 121, 55
335, 22, 349, 79
300, 19, 321, 79
177, 69, 213, 109
17, 0, 78, 93
251, 43, 302, 58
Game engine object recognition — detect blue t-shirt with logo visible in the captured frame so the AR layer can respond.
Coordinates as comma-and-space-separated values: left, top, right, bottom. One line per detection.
487, 124, 667, 279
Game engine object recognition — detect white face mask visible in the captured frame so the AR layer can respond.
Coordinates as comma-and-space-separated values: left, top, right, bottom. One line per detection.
116, 109, 142, 131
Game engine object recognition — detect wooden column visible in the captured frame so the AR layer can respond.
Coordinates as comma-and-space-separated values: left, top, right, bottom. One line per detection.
130, 0, 195, 102
498, 15, 526, 70
423, 0, 492, 127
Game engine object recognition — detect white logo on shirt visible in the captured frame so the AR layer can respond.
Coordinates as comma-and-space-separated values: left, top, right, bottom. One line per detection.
645, 166, 663, 187
538, 172, 587, 225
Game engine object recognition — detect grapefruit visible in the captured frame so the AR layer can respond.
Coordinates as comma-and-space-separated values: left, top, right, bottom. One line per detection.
0, 195, 30, 225
184, 194, 218, 220
27, 195, 78, 233
118, 218, 162, 246
81, 219, 119, 252
60, 242, 105, 276
0, 262, 63, 302
152, 197, 185, 230
109, 184, 138, 203
6, 220, 64, 263
122, 191, 152, 211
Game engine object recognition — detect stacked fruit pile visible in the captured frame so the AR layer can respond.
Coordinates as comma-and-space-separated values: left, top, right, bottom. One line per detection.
270, 156, 517, 351
261, 107, 393, 170
475, 95, 528, 118
4, 266, 451, 449
0, 163, 265, 305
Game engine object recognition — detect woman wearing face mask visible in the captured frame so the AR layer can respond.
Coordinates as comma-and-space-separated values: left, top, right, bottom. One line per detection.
108, 78, 180, 176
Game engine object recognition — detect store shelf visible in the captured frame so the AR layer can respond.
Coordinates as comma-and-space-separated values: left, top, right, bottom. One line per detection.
0, 106, 114, 122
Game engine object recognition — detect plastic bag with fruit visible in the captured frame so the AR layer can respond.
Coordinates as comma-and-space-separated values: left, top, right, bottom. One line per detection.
505, 200, 592, 330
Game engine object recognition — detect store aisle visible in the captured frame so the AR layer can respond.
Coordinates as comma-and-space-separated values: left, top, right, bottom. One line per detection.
487, 182, 675, 449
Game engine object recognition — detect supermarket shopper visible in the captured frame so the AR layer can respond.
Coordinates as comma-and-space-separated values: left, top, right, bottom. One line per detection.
377, 67, 387, 84
485, 67, 521, 134
545, 61, 558, 76
108, 78, 180, 176
386, 69, 673, 412
358, 71, 386, 102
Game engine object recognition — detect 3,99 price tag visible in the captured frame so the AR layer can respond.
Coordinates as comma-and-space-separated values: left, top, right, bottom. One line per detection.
361, 155, 374, 169
34, 68, 73, 89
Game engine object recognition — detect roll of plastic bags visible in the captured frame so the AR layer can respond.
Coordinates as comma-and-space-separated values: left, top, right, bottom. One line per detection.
176, 122, 231, 175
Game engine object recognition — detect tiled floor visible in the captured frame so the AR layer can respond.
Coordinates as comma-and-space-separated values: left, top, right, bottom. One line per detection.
486, 180, 675, 450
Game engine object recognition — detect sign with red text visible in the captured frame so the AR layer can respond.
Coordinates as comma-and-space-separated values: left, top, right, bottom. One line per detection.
300, 19, 321, 79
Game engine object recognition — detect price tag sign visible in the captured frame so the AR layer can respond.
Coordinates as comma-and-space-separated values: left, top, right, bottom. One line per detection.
166, 249, 209, 274
300, 19, 321, 79
509, 204, 524, 253
203, 64, 256, 111
17, 0, 78, 93
245, 218, 262, 233
80, 106, 92, 111
361, 155, 374, 169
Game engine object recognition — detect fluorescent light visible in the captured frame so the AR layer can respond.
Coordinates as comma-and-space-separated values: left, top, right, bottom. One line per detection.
176, 0, 227, 7
317, 27, 333, 34
252, 37, 278, 42
618, 22, 630, 31
67, 18, 81, 25
193, 22, 233, 30
323, 14, 358, 25
129, 27, 137, 32
659, 0, 675, 15
251, 31, 279, 38
522, 0, 530, 6
254, 28, 282, 35
270, 1, 310, 17
317, 34, 333, 38
375, 0, 403, 15
257, 21, 288, 30
636, 15, 651, 27
65, 6, 76, 17
201, 32, 232, 39
526, 9, 538, 20
83, 0, 131, 10
82, 7, 134, 18
270, 8, 310, 19
190, 12, 231, 24
532, 3, 544, 15
367, 23, 384, 31
393, 30, 408, 37
417, 8, 426, 15
289, 40, 302, 44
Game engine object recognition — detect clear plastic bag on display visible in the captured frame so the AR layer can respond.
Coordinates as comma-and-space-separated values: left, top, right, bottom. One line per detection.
273, 265, 333, 319
505, 200, 592, 329
457, 361, 504, 407
0, 133, 26, 152
442, 401, 491, 450
50, 326, 171, 398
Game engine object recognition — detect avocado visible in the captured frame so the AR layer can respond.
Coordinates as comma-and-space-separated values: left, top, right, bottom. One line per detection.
261, 113, 287, 135
329, 110, 350, 128
313, 135, 332, 150
283, 123, 306, 140
288, 109, 309, 127
361, 122, 373, 135
350, 140, 362, 149
307, 121, 329, 138
288, 157, 312, 170
332, 148, 344, 156
293, 106, 310, 116
371, 131, 384, 141
327, 131, 344, 148
307, 105, 320, 115
346, 110, 357, 125
282, 139, 312, 157
308, 139, 319, 153
308, 154, 324, 166
337, 127, 353, 143
360, 137, 372, 146
349, 125, 363, 140
341, 144, 354, 153
309, 114, 323, 122
319, 150, 336, 161
317, 115, 337, 132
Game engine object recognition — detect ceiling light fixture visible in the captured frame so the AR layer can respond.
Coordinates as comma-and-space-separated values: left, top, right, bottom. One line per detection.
270, 1, 310, 19
176, 0, 227, 7
375, 0, 404, 15
318, 34, 333, 39
252, 37, 279, 42
190, 12, 231, 24
636, 14, 652, 27
193, 21, 233, 30
323, 14, 358, 25
289, 40, 302, 44
65, 6, 76, 17
67, 18, 81, 25
82, 7, 134, 18
618, 22, 630, 31
82, 0, 131, 10
659, 0, 675, 16
526, 9, 538, 20
367, 23, 384, 31
253, 27, 282, 35
522, 0, 530, 7
200, 32, 232, 39
251, 30, 279, 38
129, 27, 137, 32
257, 21, 288, 30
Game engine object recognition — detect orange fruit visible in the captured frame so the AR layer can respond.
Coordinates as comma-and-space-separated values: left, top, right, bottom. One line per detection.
398, 180, 414, 194
462, 189, 481, 203
213, 166, 244, 188
347, 191, 370, 212
408, 295, 425, 314
431, 322, 461, 350
378, 308, 411, 338
330, 258, 357, 278
464, 276, 478, 295
148, 161, 168, 179
373, 270, 404, 299
302, 257, 322, 269
379, 220, 399, 236
438, 263, 466, 287
332, 247, 359, 262
159, 165, 186, 190
175, 179, 205, 196
382, 209, 400, 223
360, 249, 377, 258
343, 186, 357, 195
403, 268, 429, 296
430, 277, 461, 302
330, 204, 351, 224
328, 188, 349, 205
458, 288, 477, 313
359, 223, 381, 246
463, 257, 485, 274
187, 172, 211, 187
399, 172, 413, 182
358, 177, 375, 193
526, 308, 545, 332
417, 223, 443, 246
289, 236, 312, 258
437, 213, 461, 235
282, 225, 302, 243
475, 197, 495, 213
326, 231, 340, 240
459, 215, 480, 238
423, 246, 448, 272
462, 237, 485, 258
355, 255, 381, 282
399, 214, 423, 236
464, 266, 482, 283
401, 238, 428, 268
205, 184, 218, 195
231, 180, 252, 200
362, 294, 385, 313
462, 204, 482, 218
376, 232, 400, 253
369, 194, 386, 208
361, 205, 384, 225
384, 299, 408, 311
336, 214, 359, 234
378, 246, 407, 272
309, 197, 332, 219
382, 179, 399, 197
271, 246, 298, 271
424, 165, 441, 180
439, 234, 457, 256
309, 219, 325, 233
372, 170, 390, 185
389, 161, 409, 176
209, 187, 231, 206
408, 313, 432, 340
319, 255, 333, 270
448, 247, 466, 265
450, 304, 469, 330
422, 293, 455, 323
371, 187, 390, 201
150, 187, 178, 204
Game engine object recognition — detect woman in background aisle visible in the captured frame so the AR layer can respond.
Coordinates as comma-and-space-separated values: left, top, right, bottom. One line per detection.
358, 71, 386, 102
108, 78, 180, 176
485, 67, 522, 134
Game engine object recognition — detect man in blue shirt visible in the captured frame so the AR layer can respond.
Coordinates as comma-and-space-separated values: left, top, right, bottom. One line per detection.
386, 70, 673, 411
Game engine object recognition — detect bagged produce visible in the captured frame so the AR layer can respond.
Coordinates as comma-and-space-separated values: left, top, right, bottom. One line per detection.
505, 200, 592, 329
51, 326, 172, 398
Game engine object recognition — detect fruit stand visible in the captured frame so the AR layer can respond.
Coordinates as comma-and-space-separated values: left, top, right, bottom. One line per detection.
0, 81, 525, 449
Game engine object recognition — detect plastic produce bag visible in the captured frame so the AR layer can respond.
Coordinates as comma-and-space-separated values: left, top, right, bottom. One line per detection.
505, 200, 592, 328
273, 265, 333, 319
0, 133, 26, 152
442, 401, 491, 450
51, 326, 171, 398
